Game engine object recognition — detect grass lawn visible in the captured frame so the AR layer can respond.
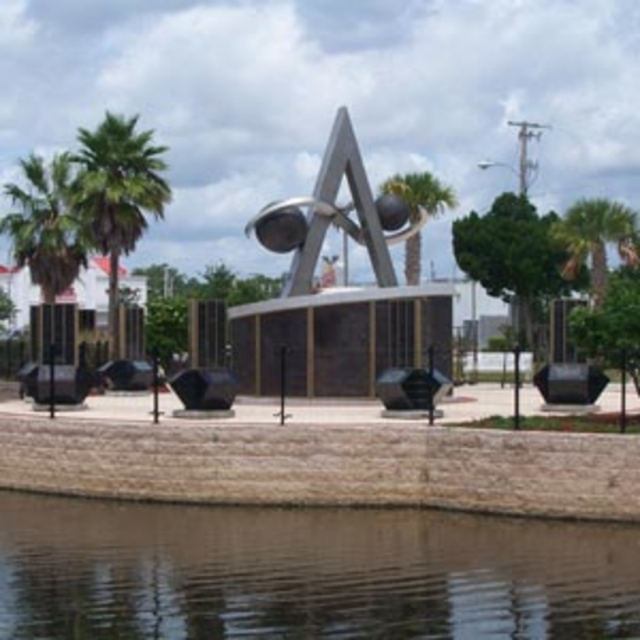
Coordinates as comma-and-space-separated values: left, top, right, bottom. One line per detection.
462, 412, 640, 434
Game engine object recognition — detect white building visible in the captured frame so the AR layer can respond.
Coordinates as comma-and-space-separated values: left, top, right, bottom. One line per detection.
451, 279, 511, 347
0, 257, 147, 334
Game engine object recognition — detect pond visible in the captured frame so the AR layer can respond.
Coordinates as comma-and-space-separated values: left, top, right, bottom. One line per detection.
0, 490, 639, 639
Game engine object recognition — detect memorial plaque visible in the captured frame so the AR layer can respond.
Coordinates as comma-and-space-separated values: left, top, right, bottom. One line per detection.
314, 302, 369, 396
119, 307, 145, 360
375, 299, 415, 369
550, 298, 587, 363
78, 309, 96, 334
189, 300, 227, 369
259, 309, 307, 397
30, 304, 78, 365
230, 315, 256, 394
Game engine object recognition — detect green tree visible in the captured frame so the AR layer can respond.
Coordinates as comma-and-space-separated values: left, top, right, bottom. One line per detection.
145, 296, 188, 369
196, 262, 236, 301
570, 267, 640, 392
228, 273, 282, 306
195, 263, 281, 305
1, 153, 88, 304
0, 288, 15, 335
73, 112, 171, 356
380, 171, 457, 285
552, 197, 638, 308
132, 263, 189, 302
452, 192, 585, 351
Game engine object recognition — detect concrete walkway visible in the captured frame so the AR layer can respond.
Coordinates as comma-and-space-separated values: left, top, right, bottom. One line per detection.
0, 382, 637, 425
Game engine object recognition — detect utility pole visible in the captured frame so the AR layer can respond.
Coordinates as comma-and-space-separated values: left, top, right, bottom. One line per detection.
507, 120, 550, 196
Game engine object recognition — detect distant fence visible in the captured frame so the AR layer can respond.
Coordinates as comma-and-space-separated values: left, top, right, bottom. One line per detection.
0, 338, 112, 380
463, 352, 535, 380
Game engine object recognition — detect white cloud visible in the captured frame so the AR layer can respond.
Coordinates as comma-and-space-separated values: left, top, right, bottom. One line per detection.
2, 0, 640, 285
0, 0, 36, 46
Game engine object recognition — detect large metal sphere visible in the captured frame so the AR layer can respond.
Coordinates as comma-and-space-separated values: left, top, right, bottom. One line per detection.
375, 194, 410, 231
255, 205, 308, 253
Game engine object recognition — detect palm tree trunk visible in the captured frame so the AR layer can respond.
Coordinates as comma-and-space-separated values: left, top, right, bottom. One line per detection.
109, 250, 121, 358
591, 242, 608, 308
404, 232, 422, 285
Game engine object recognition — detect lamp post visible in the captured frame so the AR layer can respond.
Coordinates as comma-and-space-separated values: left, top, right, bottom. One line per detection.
477, 159, 536, 197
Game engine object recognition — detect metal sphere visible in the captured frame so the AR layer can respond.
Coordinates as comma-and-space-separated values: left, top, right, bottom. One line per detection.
375, 194, 410, 231
255, 205, 308, 253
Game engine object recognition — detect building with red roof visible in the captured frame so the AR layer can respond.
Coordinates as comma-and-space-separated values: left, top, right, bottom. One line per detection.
0, 257, 147, 333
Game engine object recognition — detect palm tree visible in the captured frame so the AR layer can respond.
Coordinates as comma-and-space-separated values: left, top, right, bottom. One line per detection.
553, 198, 638, 308
380, 172, 457, 285
72, 112, 171, 356
1, 153, 88, 304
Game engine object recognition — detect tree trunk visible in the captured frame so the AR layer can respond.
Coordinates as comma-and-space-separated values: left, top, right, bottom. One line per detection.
519, 296, 536, 354
591, 242, 608, 308
109, 250, 121, 359
404, 231, 422, 285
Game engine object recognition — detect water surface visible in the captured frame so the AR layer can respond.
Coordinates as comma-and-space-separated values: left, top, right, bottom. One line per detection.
0, 491, 639, 638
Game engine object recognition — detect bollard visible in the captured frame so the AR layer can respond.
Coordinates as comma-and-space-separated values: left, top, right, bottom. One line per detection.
620, 348, 627, 434
428, 345, 435, 426
274, 345, 291, 425
513, 344, 521, 430
49, 343, 56, 420
152, 348, 160, 424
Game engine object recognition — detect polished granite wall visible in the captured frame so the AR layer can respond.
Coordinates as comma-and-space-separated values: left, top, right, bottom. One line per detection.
230, 295, 452, 397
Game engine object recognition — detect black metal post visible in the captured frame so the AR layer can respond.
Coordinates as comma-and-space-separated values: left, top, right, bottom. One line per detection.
7, 337, 12, 381
279, 346, 286, 425
513, 344, 521, 430
621, 348, 627, 434
428, 344, 435, 426
49, 343, 56, 420
274, 345, 291, 425
152, 347, 160, 424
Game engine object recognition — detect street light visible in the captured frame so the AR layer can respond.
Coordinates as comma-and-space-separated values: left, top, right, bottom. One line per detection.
477, 159, 537, 196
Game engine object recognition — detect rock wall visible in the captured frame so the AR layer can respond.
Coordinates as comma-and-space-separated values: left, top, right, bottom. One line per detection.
1, 415, 639, 520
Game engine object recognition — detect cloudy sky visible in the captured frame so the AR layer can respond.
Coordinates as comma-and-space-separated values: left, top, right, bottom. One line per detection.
1, 0, 640, 285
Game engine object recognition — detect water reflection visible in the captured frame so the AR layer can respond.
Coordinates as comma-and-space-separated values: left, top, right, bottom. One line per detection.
1, 491, 640, 638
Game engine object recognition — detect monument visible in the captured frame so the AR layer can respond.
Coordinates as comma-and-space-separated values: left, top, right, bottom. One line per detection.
230, 107, 454, 397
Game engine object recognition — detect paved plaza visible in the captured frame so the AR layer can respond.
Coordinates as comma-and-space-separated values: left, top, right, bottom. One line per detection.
0, 382, 636, 426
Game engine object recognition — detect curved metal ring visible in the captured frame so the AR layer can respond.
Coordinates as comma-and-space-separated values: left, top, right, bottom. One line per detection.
245, 198, 429, 246
383, 206, 429, 245
244, 197, 340, 238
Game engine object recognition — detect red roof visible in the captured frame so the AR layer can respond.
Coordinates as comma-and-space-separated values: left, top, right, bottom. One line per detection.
92, 257, 127, 276
0, 265, 21, 274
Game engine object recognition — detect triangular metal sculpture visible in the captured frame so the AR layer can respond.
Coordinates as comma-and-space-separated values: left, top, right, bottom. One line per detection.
281, 107, 398, 297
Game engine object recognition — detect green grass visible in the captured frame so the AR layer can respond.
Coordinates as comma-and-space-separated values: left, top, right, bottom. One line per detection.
461, 413, 640, 434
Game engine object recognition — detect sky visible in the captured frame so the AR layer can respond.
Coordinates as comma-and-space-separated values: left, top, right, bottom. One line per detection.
1, 0, 640, 285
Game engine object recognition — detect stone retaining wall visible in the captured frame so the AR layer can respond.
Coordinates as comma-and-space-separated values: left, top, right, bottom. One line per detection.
1, 414, 639, 521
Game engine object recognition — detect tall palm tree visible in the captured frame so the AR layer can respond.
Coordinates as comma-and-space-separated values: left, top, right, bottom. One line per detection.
552, 198, 638, 308
1, 153, 88, 304
380, 172, 457, 285
72, 112, 171, 355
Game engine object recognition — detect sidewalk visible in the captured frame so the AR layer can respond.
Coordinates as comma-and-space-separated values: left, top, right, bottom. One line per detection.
0, 382, 636, 426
